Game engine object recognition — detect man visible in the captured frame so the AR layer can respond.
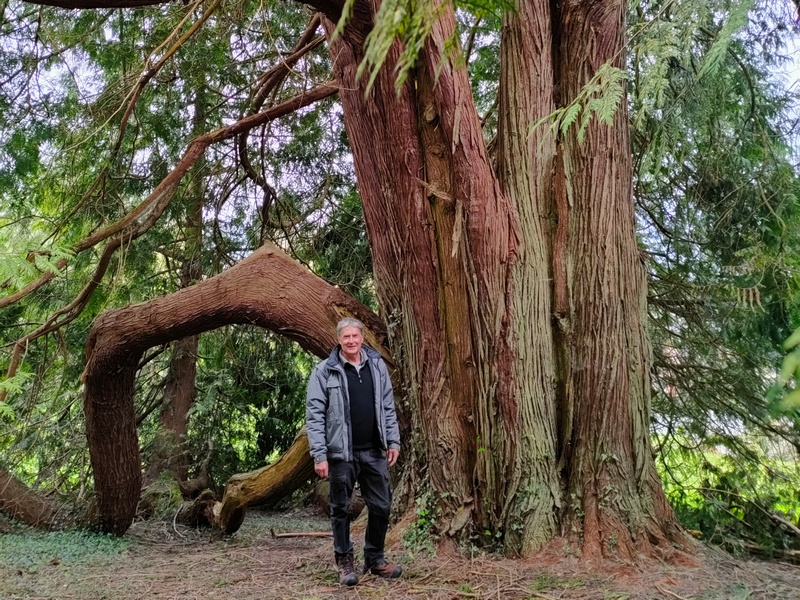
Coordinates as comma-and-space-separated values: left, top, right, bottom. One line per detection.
306, 317, 402, 587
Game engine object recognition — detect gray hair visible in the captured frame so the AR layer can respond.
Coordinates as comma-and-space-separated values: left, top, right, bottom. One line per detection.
336, 317, 364, 338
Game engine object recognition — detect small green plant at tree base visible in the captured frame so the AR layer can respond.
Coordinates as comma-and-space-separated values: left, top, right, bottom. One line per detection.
403, 493, 439, 555
725, 582, 753, 599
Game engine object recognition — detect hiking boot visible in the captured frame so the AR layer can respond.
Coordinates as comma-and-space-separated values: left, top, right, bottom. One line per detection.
364, 558, 402, 579
335, 554, 359, 586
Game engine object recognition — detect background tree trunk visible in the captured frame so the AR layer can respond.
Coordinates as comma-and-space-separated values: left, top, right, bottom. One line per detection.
494, 0, 562, 553
148, 82, 207, 485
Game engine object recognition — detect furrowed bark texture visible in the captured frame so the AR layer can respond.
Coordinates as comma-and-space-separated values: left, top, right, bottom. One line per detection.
495, 0, 561, 554
556, 0, 686, 558
324, 0, 522, 538
83, 242, 385, 534
0, 468, 73, 530
416, 3, 522, 536
324, 0, 687, 557
324, 11, 478, 533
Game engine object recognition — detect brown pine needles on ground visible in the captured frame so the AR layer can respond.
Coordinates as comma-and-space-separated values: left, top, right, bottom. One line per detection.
1, 509, 799, 599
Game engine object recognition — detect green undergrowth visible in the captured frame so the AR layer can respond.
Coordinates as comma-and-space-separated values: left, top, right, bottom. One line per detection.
0, 529, 130, 571
657, 432, 800, 557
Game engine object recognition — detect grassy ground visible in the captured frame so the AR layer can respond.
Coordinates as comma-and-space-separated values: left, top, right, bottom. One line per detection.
1, 509, 799, 599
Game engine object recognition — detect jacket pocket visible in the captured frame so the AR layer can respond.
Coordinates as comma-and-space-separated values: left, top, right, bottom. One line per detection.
325, 380, 344, 453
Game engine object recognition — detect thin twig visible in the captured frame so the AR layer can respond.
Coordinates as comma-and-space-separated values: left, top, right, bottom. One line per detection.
172, 506, 185, 538
657, 585, 688, 600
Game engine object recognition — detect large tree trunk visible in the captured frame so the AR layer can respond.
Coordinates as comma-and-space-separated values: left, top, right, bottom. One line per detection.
317, 0, 689, 558
323, 13, 474, 534
83, 242, 386, 535
555, 0, 687, 559
323, 0, 560, 550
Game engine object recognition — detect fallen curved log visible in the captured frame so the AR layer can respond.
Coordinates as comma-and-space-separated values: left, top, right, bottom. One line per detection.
213, 429, 314, 535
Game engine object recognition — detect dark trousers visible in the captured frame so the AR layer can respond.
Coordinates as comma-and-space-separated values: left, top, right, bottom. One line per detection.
329, 449, 391, 567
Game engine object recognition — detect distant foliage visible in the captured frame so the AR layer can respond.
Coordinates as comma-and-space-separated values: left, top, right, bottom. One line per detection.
658, 433, 800, 554
634, 0, 800, 553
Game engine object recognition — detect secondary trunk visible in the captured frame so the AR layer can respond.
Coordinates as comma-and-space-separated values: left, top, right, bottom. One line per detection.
494, 0, 561, 553
555, 0, 687, 558
151, 81, 207, 483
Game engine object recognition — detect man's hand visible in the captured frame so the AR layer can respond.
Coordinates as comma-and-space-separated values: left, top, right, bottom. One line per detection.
314, 460, 329, 479
387, 448, 399, 467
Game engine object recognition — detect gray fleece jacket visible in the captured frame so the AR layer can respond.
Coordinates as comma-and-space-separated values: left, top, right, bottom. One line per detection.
305, 345, 400, 463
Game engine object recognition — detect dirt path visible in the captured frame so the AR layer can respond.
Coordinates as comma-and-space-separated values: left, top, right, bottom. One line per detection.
1, 510, 799, 599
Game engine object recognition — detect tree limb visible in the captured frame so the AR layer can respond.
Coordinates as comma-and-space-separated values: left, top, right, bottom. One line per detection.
0, 467, 76, 530
239, 13, 324, 216
24, 0, 175, 8
0, 81, 339, 312
109, 0, 219, 160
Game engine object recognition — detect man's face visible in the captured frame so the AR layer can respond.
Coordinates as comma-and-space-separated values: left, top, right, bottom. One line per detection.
338, 326, 363, 360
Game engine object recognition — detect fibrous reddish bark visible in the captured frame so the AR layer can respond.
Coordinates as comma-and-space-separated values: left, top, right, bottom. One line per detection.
324, 0, 522, 541
319, 0, 688, 558
494, 0, 561, 553
555, 0, 687, 558
83, 242, 386, 535
0, 468, 74, 530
